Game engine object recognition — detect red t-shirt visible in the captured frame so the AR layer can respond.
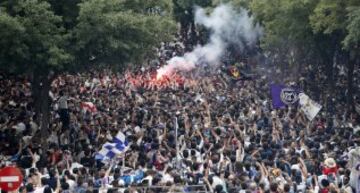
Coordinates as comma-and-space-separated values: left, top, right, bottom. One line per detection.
322, 166, 338, 175
320, 188, 329, 193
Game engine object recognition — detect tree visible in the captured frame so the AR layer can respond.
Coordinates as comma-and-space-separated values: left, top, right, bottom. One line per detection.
250, 0, 319, 80
0, 0, 72, 148
121, 0, 174, 15
47, 0, 82, 30
310, 0, 360, 111
343, 7, 360, 49
173, 0, 212, 48
343, 6, 360, 111
74, 0, 177, 68
309, 0, 347, 97
212, 0, 249, 8
248, 0, 360, 112
0, 0, 177, 148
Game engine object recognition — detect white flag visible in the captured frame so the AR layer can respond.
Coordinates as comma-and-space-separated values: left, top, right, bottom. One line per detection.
355, 103, 360, 115
299, 93, 322, 121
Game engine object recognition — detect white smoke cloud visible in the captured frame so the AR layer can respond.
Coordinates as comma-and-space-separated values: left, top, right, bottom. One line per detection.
157, 4, 262, 78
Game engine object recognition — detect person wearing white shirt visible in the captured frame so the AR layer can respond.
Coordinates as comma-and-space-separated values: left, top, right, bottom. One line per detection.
58, 90, 70, 129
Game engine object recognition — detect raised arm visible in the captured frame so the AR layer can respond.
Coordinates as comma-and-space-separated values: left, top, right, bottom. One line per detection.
256, 162, 264, 180
236, 140, 244, 162
104, 161, 114, 178
261, 163, 269, 178
298, 157, 308, 178
203, 166, 214, 193
210, 128, 220, 142
28, 148, 38, 169
54, 168, 61, 193
16, 140, 23, 157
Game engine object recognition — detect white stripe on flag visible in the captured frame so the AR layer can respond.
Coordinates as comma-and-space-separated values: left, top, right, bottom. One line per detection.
0, 176, 19, 182
115, 131, 126, 143
102, 143, 124, 156
98, 147, 109, 155
110, 148, 123, 155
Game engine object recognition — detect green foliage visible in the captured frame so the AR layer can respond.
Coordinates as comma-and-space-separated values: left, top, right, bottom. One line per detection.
250, 0, 318, 64
343, 7, 360, 49
308, 0, 360, 50
173, 0, 212, 23
47, 0, 82, 29
309, 0, 347, 34
0, 0, 177, 73
122, 0, 174, 15
0, 12, 27, 72
1, 0, 359, 72
0, 0, 71, 74
74, 0, 177, 66
249, 0, 360, 52
212, 0, 249, 9
174, 0, 212, 10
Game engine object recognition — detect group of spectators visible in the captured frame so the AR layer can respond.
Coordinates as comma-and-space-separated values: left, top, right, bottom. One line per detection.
0, 38, 360, 193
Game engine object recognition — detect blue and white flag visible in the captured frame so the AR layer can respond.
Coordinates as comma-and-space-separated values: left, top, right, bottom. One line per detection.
95, 131, 129, 161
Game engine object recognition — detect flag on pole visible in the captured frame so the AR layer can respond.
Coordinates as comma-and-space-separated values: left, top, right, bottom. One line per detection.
271, 84, 299, 109
95, 131, 129, 161
299, 93, 322, 121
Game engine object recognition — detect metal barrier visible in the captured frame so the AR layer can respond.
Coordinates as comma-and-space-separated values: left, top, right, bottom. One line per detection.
96, 185, 209, 193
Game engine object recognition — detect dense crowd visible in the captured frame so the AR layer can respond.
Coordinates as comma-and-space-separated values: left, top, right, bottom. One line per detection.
0, 40, 360, 193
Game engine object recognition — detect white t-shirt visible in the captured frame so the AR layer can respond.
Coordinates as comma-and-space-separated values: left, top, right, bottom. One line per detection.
14, 122, 26, 133
60, 133, 70, 145
141, 175, 153, 186
58, 96, 68, 109
67, 179, 76, 190
318, 174, 328, 188
47, 132, 59, 145
33, 186, 45, 193
211, 176, 227, 192
161, 173, 174, 184
260, 176, 270, 191
30, 121, 39, 134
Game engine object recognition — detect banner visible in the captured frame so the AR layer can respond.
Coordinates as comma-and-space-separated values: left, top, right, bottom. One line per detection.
299, 93, 322, 121
271, 84, 299, 109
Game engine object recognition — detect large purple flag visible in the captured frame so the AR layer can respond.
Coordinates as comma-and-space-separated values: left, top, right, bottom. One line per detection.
271, 84, 299, 109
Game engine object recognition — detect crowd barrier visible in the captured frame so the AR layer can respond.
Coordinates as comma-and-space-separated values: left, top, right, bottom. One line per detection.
95, 185, 209, 193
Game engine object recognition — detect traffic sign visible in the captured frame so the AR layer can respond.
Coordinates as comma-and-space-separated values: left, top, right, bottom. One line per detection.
0, 167, 23, 191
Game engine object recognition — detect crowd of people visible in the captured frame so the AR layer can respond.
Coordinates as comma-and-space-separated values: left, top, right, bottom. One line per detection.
0, 39, 360, 193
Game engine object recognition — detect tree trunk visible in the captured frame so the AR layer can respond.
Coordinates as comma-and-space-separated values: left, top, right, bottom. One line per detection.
39, 77, 51, 150
32, 70, 52, 151
32, 74, 42, 124
319, 43, 335, 116
347, 50, 358, 113
190, 20, 197, 45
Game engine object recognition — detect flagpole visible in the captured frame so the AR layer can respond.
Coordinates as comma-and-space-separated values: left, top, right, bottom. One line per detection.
174, 116, 179, 171
122, 154, 125, 176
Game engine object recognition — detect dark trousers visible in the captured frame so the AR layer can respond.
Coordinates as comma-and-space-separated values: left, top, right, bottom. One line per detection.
59, 109, 70, 129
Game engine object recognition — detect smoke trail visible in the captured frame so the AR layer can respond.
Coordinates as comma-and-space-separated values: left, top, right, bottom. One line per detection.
157, 4, 262, 78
